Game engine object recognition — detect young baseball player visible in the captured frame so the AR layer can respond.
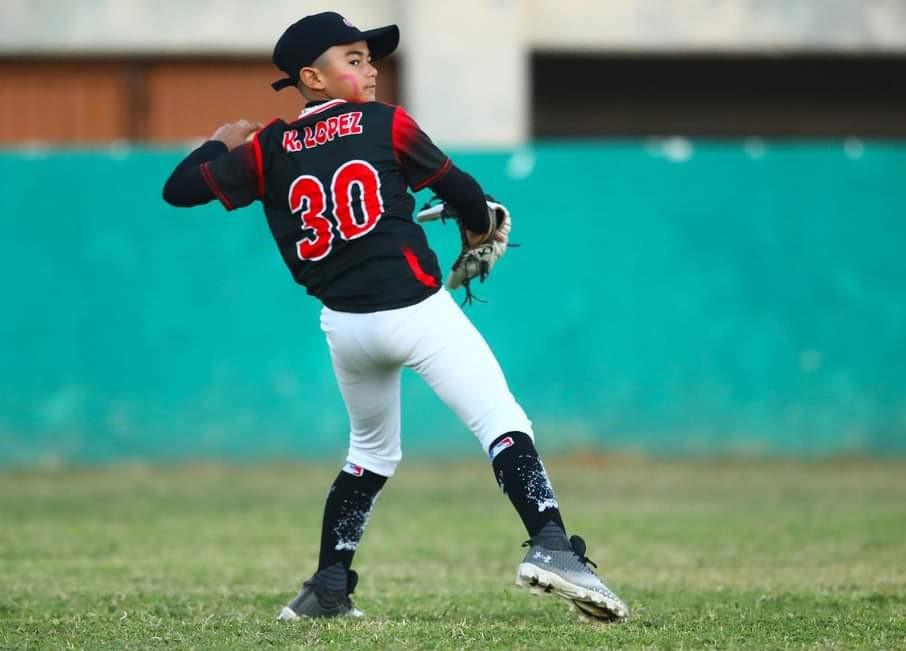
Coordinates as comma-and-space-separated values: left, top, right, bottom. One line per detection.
162, 12, 627, 623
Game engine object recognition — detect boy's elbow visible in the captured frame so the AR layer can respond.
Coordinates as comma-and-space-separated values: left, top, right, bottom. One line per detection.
162, 179, 189, 207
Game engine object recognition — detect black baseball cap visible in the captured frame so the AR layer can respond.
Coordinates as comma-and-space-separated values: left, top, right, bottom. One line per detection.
271, 12, 399, 91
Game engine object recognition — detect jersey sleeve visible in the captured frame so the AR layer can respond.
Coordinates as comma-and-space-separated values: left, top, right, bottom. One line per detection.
162, 140, 228, 207
391, 106, 452, 191
201, 136, 266, 211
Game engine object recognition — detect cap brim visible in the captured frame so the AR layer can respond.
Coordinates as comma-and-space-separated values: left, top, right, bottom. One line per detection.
360, 24, 399, 62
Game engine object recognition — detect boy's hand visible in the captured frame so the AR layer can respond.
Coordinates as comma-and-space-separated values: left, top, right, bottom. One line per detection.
210, 120, 263, 150
465, 229, 488, 249
416, 197, 513, 304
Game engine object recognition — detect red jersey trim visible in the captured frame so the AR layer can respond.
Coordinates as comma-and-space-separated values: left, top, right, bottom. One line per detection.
390, 106, 405, 166
402, 247, 439, 288
412, 158, 452, 191
200, 162, 234, 210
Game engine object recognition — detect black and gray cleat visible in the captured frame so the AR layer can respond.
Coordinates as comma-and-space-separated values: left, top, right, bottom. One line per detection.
515, 534, 628, 622
277, 569, 364, 620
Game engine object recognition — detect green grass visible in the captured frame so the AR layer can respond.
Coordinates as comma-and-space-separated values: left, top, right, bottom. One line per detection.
1, 457, 904, 649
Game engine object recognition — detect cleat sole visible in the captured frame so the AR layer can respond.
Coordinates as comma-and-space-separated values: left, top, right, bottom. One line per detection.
276, 605, 365, 621
515, 562, 628, 622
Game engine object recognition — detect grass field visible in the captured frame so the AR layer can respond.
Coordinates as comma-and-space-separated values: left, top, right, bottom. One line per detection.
1, 457, 904, 650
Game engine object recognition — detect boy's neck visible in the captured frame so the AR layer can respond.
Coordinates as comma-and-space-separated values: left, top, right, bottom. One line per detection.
304, 90, 336, 107
304, 98, 343, 107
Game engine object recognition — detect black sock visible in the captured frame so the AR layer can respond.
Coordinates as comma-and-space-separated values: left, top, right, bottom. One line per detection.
489, 432, 569, 549
315, 463, 387, 591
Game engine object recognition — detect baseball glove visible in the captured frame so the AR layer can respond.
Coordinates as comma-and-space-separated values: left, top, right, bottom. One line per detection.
416, 196, 513, 304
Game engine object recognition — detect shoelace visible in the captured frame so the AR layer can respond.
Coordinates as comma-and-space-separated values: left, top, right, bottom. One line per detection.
569, 535, 598, 569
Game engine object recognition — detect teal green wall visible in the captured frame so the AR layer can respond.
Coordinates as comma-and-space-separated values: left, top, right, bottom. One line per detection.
2, 140, 904, 466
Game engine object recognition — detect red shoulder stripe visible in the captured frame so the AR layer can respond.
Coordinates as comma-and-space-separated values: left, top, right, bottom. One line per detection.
251, 118, 282, 199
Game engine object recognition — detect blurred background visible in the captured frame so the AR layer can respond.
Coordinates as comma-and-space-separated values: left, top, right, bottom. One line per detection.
1, 0, 905, 466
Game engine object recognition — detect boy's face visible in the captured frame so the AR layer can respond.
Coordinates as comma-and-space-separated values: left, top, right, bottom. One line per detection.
304, 40, 378, 102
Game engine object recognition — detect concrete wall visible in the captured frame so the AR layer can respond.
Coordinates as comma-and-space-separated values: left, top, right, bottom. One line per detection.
5, 0, 906, 54
0, 0, 395, 54
4, 1, 906, 146
525, 0, 906, 52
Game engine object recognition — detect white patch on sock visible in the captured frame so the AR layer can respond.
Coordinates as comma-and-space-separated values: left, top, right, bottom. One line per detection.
524, 460, 559, 513
536, 498, 559, 512
332, 491, 381, 552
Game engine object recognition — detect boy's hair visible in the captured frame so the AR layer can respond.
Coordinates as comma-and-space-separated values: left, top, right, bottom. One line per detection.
297, 53, 329, 99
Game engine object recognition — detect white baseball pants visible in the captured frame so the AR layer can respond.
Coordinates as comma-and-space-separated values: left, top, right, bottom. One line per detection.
319, 288, 533, 477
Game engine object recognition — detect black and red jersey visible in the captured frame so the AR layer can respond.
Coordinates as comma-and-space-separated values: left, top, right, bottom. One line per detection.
202, 99, 450, 312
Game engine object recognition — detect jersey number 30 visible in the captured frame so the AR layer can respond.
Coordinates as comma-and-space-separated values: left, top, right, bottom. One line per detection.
288, 160, 384, 261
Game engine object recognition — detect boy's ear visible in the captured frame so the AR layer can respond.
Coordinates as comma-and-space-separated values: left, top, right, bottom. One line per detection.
299, 66, 325, 91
